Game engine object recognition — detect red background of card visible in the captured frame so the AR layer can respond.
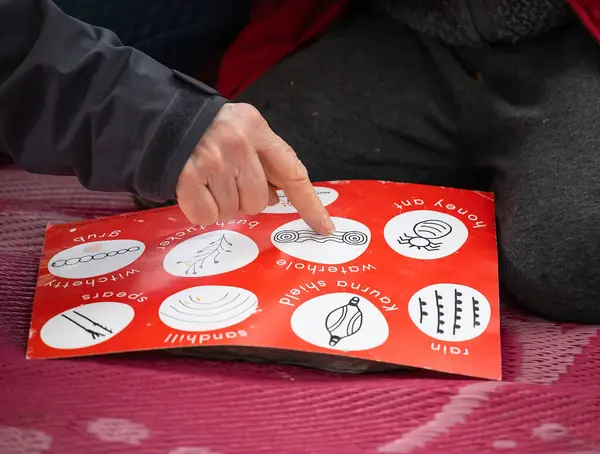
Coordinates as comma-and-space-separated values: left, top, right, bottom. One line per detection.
27, 181, 501, 380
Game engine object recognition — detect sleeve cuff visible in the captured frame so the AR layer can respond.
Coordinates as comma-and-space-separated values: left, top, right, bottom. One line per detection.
135, 71, 228, 202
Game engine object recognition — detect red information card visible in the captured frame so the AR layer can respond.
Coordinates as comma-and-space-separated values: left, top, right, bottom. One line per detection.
27, 180, 501, 380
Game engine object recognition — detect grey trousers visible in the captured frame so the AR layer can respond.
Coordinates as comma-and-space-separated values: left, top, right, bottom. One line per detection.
235, 10, 600, 324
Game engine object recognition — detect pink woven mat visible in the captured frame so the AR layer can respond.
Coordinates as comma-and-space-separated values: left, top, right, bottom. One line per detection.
1, 166, 599, 454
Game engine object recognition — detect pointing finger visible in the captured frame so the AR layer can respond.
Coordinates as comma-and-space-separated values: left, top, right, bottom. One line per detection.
254, 130, 334, 234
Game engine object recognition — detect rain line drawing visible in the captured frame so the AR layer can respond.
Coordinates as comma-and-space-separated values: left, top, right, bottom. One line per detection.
408, 284, 491, 342
453, 289, 463, 336
435, 290, 445, 335
473, 297, 481, 328
418, 297, 429, 324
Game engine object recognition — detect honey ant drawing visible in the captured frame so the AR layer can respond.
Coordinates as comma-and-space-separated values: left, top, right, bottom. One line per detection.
163, 230, 259, 278
408, 284, 490, 342
384, 210, 468, 260
397, 219, 453, 252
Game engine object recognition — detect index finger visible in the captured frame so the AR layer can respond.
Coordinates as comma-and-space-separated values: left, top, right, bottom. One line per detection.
254, 129, 335, 235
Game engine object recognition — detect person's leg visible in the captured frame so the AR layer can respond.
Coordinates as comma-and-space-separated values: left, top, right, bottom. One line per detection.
454, 22, 600, 323
235, 9, 478, 189
54, 0, 251, 73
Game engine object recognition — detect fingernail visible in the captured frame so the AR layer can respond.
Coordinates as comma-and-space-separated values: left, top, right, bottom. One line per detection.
322, 216, 336, 234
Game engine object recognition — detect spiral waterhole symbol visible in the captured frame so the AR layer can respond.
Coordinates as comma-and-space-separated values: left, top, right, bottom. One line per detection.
273, 230, 300, 243
341, 231, 369, 246
273, 229, 368, 246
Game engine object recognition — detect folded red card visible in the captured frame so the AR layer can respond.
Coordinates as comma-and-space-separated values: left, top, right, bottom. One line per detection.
27, 180, 501, 379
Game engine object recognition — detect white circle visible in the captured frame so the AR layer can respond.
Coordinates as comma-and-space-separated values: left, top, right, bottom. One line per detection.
271, 217, 370, 265
40, 302, 134, 349
163, 230, 258, 277
384, 210, 468, 260
48, 240, 145, 279
408, 283, 491, 342
262, 186, 339, 214
159, 285, 258, 332
291, 292, 389, 351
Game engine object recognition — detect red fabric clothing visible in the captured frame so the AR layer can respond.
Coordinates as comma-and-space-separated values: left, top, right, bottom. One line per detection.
217, 0, 347, 98
217, 0, 600, 99
568, 0, 600, 42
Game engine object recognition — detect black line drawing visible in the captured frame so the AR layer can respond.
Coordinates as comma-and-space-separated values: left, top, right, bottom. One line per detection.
177, 293, 237, 311
453, 289, 463, 336
170, 295, 250, 316
61, 313, 109, 340
273, 229, 368, 246
185, 293, 229, 306
325, 296, 363, 346
473, 297, 481, 327
418, 297, 429, 324
72, 310, 113, 334
176, 234, 232, 275
160, 299, 257, 324
434, 290, 445, 335
397, 219, 453, 251
51, 246, 141, 268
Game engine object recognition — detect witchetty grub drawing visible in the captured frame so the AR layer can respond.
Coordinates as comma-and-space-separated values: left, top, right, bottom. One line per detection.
273, 229, 368, 246
176, 234, 232, 275
47, 240, 146, 279
51, 246, 141, 268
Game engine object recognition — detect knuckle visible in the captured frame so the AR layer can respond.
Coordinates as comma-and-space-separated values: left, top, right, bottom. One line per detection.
234, 102, 262, 121
225, 130, 253, 158
246, 197, 268, 216
201, 147, 225, 174
209, 120, 254, 160
287, 155, 309, 182
217, 210, 236, 223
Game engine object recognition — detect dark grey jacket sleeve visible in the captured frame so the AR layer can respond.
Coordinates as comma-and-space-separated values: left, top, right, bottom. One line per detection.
0, 0, 228, 201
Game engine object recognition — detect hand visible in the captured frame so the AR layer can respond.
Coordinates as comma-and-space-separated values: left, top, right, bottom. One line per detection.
176, 103, 335, 234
